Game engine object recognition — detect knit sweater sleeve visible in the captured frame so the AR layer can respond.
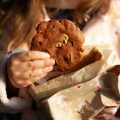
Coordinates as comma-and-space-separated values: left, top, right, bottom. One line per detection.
0, 51, 32, 113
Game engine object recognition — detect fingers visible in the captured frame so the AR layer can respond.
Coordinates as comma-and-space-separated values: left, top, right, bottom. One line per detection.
7, 51, 55, 88
10, 51, 50, 62
14, 66, 53, 80
9, 66, 53, 88
12, 73, 47, 88
11, 59, 55, 72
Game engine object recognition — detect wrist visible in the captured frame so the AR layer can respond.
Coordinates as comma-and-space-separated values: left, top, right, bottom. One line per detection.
0, 51, 32, 113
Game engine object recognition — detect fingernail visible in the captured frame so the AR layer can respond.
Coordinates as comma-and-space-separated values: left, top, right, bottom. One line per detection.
50, 59, 55, 65
43, 53, 50, 58
44, 66, 53, 72
39, 51, 50, 58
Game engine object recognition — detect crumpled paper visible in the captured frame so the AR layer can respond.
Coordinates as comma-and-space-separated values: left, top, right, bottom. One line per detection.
29, 45, 120, 120
41, 72, 119, 120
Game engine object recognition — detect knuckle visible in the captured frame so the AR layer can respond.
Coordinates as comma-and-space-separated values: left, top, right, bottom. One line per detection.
23, 71, 32, 79
26, 61, 33, 69
26, 61, 36, 70
24, 52, 31, 58
28, 72, 32, 78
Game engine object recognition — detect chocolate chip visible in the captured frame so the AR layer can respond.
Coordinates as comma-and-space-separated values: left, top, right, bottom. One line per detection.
38, 41, 42, 45
64, 54, 71, 62
52, 27, 57, 32
55, 42, 62, 48
70, 41, 74, 47
54, 61, 58, 66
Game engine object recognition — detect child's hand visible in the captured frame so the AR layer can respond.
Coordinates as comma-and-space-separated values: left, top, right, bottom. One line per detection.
7, 51, 55, 88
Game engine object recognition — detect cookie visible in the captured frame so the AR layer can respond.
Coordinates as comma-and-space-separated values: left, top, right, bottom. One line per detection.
30, 19, 84, 71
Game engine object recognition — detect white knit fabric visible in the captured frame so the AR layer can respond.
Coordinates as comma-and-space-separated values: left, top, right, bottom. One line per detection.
0, 51, 32, 113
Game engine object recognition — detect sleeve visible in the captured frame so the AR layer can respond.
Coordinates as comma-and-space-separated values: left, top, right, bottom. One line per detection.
0, 51, 32, 113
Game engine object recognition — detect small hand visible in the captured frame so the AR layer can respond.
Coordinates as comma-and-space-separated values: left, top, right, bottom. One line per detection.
7, 51, 55, 88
